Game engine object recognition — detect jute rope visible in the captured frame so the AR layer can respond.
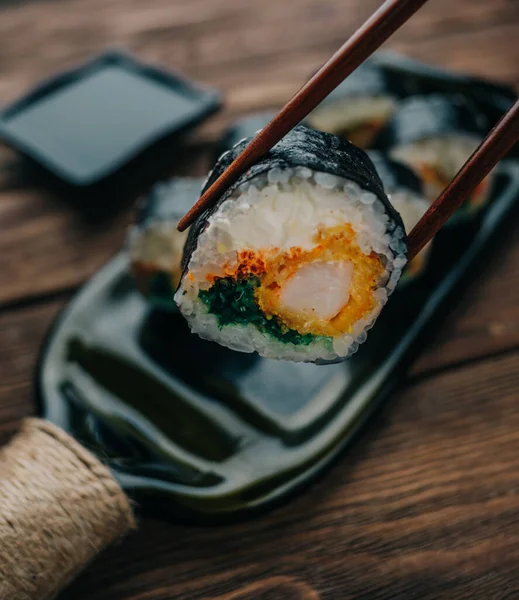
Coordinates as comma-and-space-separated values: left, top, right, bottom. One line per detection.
0, 418, 136, 600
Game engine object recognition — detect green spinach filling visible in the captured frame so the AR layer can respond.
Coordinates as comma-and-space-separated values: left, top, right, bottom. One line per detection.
199, 275, 332, 346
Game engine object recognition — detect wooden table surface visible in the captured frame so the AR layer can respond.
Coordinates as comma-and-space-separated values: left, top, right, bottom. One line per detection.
1, 0, 519, 598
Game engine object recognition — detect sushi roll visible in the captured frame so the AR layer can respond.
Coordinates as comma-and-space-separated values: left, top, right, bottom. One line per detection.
306, 59, 400, 148
128, 178, 204, 311
175, 126, 407, 364
376, 51, 517, 130
368, 151, 432, 283
375, 95, 492, 218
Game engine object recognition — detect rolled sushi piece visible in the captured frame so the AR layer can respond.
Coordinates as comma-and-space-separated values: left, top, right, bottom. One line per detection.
375, 51, 517, 130
306, 59, 401, 148
374, 95, 492, 218
127, 178, 204, 311
368, 151, 432, 283
175, 126, 407, 364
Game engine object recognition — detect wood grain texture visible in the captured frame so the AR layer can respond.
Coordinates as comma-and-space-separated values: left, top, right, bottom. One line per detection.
0, 0, 519, 598
0, 298, 64, 444
53, 351, 519, 600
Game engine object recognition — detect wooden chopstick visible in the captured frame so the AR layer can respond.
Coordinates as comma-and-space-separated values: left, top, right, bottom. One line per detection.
177, 0, 430, 231
407, 99, 519, 260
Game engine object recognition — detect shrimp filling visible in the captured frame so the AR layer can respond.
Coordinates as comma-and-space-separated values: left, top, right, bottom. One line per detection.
199, 225, 385, 343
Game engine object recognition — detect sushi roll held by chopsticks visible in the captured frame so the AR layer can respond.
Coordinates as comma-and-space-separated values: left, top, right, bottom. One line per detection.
175, 126, 407, 364
174, 0, 519, 365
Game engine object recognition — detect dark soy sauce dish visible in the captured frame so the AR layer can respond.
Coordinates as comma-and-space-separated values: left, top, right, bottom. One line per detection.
36, 54, 519, 521
0, 50, 221, 187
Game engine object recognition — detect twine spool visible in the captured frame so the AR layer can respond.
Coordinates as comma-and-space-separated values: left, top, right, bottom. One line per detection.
0, 418, 136, 600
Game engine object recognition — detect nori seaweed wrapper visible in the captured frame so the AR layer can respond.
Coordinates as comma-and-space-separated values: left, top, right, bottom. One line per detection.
373, 94, 488, 151
183, 125, 406, 273
367, 150, 424, 197
376, 51, 516, 128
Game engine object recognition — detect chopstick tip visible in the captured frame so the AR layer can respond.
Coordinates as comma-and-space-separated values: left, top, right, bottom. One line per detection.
177, 198, 205, 230
177, 215, 191, 232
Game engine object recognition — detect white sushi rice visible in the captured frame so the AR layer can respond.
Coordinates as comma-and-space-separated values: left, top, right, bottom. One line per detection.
391, 135, 480, 176
175, 168, 407, 363
390, 135, 482, 203
308, 96, 397, 135
126, 179, 199, 285
128, 222, 188, 277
